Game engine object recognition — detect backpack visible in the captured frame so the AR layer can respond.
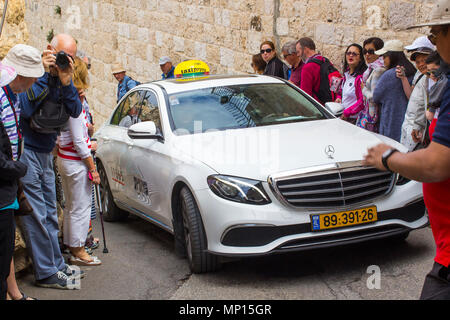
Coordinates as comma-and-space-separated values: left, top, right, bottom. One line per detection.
308, 57, 342, 105
29, 86, 70, 134
125, 77, 141, 91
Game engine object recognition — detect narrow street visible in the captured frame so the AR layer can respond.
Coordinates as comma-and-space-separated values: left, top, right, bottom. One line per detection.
16, 214, 435, 300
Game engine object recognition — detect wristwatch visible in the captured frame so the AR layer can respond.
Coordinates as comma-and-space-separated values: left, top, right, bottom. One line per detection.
381, 148, 399, 172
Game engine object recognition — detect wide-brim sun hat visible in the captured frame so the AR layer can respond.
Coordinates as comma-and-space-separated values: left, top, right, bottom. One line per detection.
408, 0, 450, 29
2, 44, 44, 78
0, 62, 17, 87
111, 62, 126, 74
375, 40, 404, 56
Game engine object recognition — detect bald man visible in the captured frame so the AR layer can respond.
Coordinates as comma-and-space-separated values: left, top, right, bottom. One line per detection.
18, 34, 83, 290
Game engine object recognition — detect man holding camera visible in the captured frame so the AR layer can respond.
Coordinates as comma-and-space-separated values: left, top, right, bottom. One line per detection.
18, 34, 83, 290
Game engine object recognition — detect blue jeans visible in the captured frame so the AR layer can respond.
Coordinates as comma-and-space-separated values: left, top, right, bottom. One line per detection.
19, 148, 65, 280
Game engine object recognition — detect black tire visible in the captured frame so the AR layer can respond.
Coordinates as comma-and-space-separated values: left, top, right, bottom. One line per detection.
179, 186, 220, 273
390, 231, 410, 242
97, 162, 128, 222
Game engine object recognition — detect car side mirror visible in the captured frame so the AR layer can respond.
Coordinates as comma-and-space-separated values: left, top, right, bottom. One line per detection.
324, 102, 344, 117
127, 121, 164, 142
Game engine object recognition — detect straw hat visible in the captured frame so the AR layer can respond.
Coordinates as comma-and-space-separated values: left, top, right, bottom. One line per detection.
111, 62, 126, 74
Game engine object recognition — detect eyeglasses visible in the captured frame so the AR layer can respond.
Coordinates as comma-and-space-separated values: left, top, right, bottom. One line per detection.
346, 51, 359, 57
260, 48, 273, 54
363, 49, 376, 55
282, 53, 293, 59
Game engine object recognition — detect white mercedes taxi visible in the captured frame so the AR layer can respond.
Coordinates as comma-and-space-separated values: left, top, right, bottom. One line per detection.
94, 75, 427, 273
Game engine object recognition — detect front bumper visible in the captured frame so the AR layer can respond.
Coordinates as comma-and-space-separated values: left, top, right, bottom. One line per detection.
194, 181, 427, 257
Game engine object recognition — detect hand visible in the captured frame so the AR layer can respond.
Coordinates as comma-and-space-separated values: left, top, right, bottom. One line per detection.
362, 144, 392, 171
90, 170, 100, 185
57, 56, 74, 86
340, 114, 348, 121
426, 110, 435, 121
411, 129, 423, 143
395, 65, 406, 79
335, 98, 342, 103
42, 50, 56, 73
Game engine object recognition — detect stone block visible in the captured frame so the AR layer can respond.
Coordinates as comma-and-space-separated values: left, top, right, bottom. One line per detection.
276, 17, 289, 36
341, 0, 363, 26
389, 1, 416, 30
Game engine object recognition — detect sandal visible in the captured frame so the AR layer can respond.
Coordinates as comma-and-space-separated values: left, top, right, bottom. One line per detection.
18, 291, 37, 300
69, 255, 102, 266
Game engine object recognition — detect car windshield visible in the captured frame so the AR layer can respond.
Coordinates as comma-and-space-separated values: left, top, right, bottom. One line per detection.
167, 83, 328, 134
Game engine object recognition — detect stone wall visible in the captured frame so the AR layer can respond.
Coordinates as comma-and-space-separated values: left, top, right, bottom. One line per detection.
23, 0, 434, 127
0, 0, 29, 59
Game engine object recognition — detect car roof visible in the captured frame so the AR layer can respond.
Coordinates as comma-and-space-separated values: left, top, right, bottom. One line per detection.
144, 74, 285, 94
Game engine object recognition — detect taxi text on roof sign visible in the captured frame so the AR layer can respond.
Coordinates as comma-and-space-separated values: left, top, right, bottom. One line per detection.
174, 60, 210, 80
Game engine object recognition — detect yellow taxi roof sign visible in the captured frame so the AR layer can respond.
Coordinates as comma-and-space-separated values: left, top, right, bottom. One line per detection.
174, 60, 210, 80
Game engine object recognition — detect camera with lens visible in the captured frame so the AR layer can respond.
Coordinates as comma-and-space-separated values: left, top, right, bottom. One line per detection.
53, 51, 71, 70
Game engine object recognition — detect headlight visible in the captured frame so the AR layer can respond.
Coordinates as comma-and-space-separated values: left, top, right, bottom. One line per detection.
207, 175, 271, 205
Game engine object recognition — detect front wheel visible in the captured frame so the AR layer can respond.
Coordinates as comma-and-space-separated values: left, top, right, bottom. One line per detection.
97, 162, 128, 222
179, 187, 220, 273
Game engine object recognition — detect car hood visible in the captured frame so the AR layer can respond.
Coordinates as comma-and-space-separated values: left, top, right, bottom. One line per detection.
171, 119, 406, 181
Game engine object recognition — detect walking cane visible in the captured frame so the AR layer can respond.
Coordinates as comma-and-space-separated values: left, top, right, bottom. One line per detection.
91, 140, 109, 253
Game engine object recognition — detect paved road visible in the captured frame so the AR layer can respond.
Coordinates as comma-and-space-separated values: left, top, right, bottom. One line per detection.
17, 214, 435, 300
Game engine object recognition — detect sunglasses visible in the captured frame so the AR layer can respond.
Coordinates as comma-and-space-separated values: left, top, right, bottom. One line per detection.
346, 51, 359, 57
260, 48, 273, 54
363, 49, 376, 55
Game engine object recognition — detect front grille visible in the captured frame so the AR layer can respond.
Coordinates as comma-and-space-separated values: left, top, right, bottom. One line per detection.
273, 166, 395, 209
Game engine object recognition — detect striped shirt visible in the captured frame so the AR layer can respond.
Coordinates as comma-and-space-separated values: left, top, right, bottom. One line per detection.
57, 109, 91, 161
0, 86, 20, 161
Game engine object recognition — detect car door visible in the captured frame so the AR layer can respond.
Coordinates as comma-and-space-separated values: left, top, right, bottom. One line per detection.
123, 88, 172, 228
102, 90, 143, 204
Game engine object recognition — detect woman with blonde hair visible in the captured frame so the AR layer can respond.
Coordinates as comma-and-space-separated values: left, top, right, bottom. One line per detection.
57, 57, 101, 265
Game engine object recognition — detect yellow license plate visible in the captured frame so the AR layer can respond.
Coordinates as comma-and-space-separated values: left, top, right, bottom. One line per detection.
311, 206, 377, 231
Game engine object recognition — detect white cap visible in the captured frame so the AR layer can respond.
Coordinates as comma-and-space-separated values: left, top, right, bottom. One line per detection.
405, 36, 436, 51
409, 0, 450, 29
375, 40, 404, 56
2, 44, 44, 78
159, 56, 171, 65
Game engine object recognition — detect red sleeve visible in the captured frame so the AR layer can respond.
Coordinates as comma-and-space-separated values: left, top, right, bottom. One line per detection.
300, 63, 319, 97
